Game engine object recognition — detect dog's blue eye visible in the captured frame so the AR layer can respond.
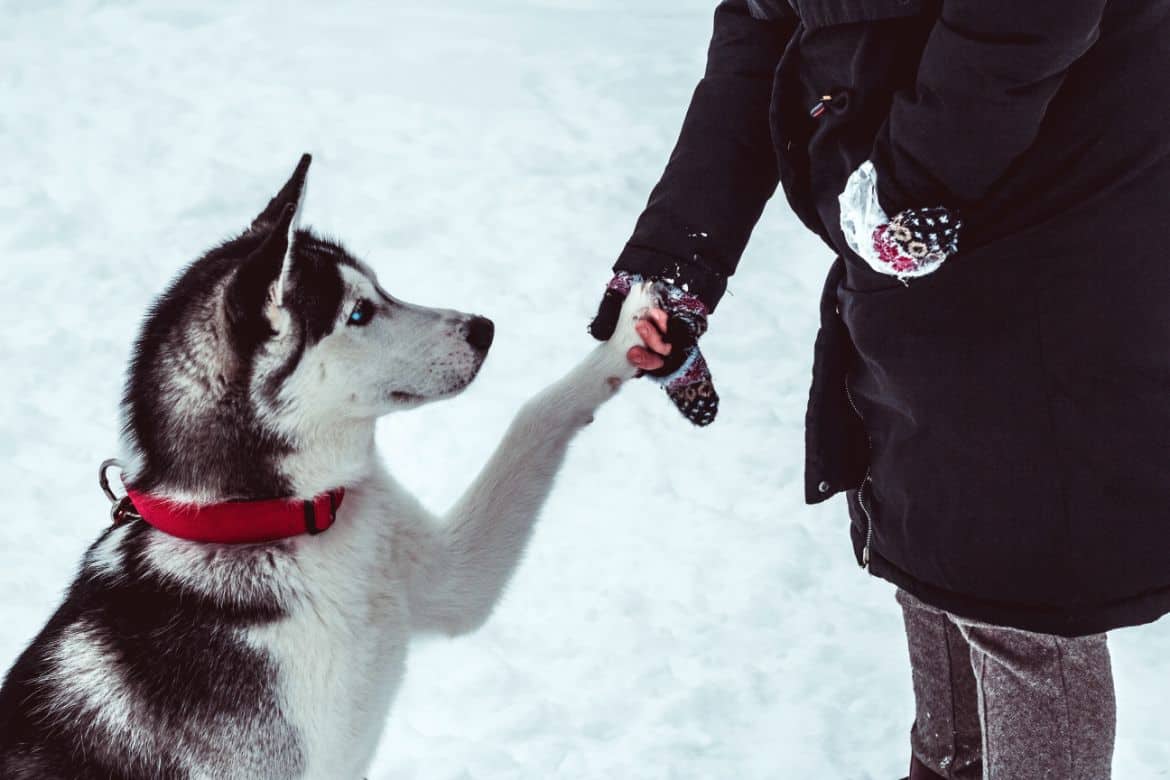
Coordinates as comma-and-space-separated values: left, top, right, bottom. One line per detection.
348, 299, 374, 327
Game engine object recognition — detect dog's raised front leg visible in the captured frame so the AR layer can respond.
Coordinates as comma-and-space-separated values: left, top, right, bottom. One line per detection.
407, 282, 659, 635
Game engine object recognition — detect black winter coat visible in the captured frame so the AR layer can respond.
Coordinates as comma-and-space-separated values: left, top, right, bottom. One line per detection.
615, 0, 1170, 636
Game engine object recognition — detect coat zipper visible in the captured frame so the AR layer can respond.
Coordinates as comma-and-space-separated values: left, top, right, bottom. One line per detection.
844, 376, 875, 570
857, 470, 874, 569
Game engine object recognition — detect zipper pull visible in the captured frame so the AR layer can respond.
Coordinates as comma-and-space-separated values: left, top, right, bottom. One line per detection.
809, 94, 833, 119
857, 471, 874, 571
810, 91, 851, 119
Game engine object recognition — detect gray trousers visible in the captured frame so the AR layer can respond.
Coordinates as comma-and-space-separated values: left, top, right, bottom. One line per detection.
898, 589, 1116, 780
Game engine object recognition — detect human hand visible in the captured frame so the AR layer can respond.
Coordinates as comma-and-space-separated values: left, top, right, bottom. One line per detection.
588, 273, 719, 426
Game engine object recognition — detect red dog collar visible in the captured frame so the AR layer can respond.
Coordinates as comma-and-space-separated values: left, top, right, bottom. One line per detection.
102, 460, 345, 544
98, 460, 345, 544
118, 487, 345, 544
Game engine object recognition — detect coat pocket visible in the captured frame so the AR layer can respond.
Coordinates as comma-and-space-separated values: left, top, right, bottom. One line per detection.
795, 0, 924, 31
835, 249, 1063, 595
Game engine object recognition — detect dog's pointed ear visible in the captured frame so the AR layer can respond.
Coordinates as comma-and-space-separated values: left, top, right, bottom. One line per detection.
226, 202, 300, 344
271, 190, 303, 310
254, 155, 309, 308
250, 153, 311, 234
227, 154, 310, 344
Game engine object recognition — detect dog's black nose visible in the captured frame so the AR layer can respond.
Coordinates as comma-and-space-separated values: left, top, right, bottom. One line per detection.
466, 316, 495, 351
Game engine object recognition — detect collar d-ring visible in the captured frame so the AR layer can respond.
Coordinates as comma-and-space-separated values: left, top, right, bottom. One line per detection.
99, 458, 124, 504
99, 459, 141, 526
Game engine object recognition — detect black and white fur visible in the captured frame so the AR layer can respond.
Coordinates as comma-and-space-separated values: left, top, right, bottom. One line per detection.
0, 155, 657, 779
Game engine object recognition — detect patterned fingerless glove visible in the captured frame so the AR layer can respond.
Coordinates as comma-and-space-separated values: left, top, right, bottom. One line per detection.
588, 272, 719, 426
839, 160, 962, 279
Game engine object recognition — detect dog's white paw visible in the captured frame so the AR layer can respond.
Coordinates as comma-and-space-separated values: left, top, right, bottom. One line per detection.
597, 280, 661, 385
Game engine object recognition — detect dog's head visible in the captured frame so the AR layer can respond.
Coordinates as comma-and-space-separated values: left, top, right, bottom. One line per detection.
121, 155, 492, 499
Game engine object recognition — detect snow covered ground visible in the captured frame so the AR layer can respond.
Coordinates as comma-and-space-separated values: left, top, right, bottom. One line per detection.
1, 1, 1168, 777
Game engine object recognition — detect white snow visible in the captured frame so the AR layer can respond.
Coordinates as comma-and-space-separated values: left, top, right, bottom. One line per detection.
1, 1, 1167, 777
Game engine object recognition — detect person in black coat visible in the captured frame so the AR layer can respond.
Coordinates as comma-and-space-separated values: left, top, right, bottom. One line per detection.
589, 1, 1170, 776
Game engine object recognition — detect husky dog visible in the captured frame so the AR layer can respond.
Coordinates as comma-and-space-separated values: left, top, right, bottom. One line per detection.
0, 155, 657, 779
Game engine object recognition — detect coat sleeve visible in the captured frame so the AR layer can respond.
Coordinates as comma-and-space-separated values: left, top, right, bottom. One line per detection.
613, 0, 796, 311
871, 0, 1110, 215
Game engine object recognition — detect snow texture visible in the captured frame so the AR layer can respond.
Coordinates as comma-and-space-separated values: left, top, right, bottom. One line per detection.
1, 1, 1167, 777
